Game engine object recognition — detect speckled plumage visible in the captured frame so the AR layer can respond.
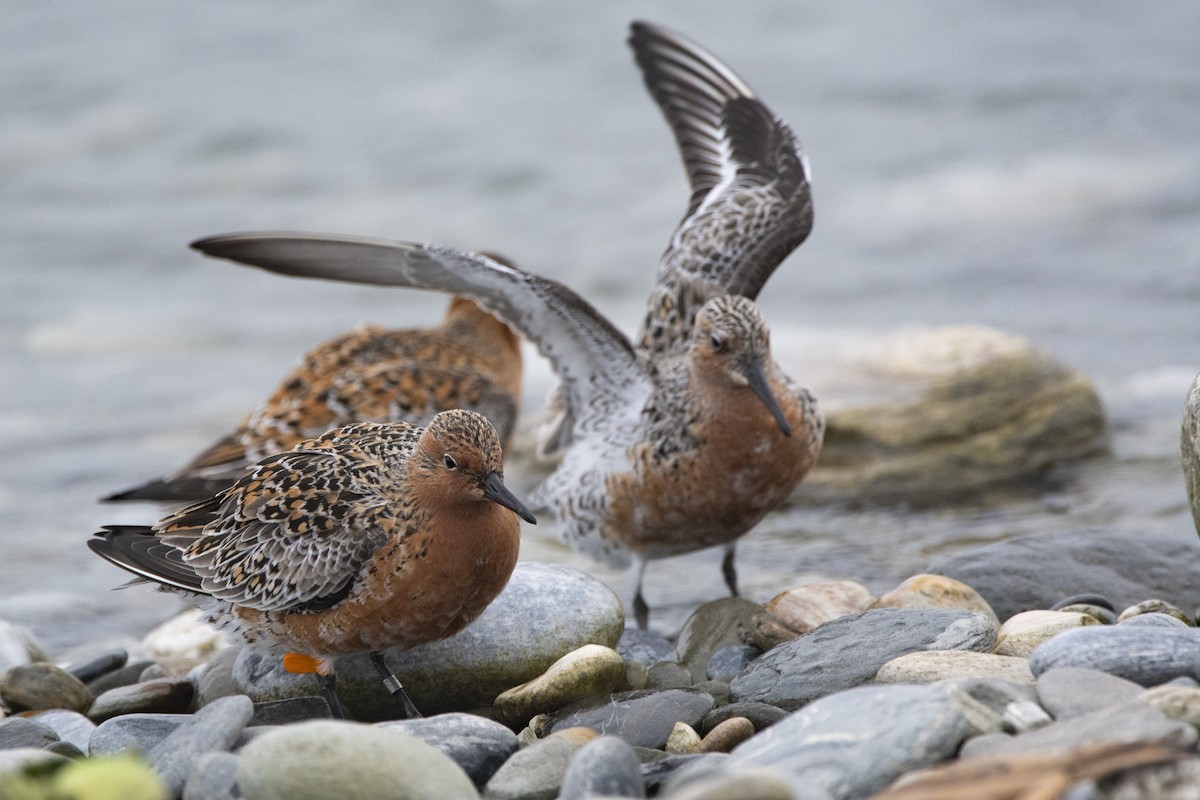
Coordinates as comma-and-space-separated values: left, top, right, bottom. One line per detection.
105, 294, 522, 503
186, 21, 824, 627
89, 410, 532, 674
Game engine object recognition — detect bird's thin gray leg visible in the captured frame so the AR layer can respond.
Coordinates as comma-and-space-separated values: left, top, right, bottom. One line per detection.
722, 542, 739, 597
370, 651, 422, 719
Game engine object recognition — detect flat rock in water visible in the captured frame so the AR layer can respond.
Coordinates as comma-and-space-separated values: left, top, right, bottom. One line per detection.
233, 563, 623, 720
1029, 626, 1200, 686
89, 713, 187, 757
727, 684, 970, 799
547, 689, 715, 750
730, 608, 996, 710
674, 598, 760, 684
146, 695, 254, 797
30, 710, 95, 752
1035, 667, 1144, 719
238, 720, 478, 800
928, 528, 1200, 622
0, 717, 59, 750
558, 735, 645, 800
380, 712, 518, 790
791, 328, 1105, 505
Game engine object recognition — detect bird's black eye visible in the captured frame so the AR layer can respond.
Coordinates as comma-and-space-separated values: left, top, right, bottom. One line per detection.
443, 454, 458, 470
709, 334, 723, 351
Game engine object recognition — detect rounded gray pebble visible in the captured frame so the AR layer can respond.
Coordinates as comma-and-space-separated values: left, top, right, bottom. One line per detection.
147, 694, 255, 797
380, 712, 518, 789
1029, 626, 1200, 686
617, 629, 674, 669
0, 717, 60, 750
31, 709, 95, 752
88, 713, 187, 757
183, 751, 241, 800
559, 735, 645, 799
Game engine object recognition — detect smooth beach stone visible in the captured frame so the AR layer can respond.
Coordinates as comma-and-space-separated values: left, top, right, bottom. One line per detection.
558, 735, 645, 800
646, 661, 693, 690
493, 644, 625, 723
621, 661, 649, 692
380, 712, 519, 789
87, 660, 159, 695
876, 650, 1034, 686
89, 678, 195, 722
1117, 600, 1194, 626
674, 598, 760, 684
547, 689, 716, 750
483, 727, 597, 800
1035, 667, 1143, 719
994, 610, 1099, 658
250, 697, 332, 726
146, 695, 254, 797
746, 580, 875, 651
1118, 613, 1190, 629
30, 710, 95, 752
870, 574, 999, 627
184, 751, 240, 800
664, 721, 702, 755
1141, 685, 1200, 728
89, 713, 187, 757
194, 647, 242, 708
663, 767, 796, 800
234, 563, 624, 720
701, 702, 787, 734
1029, 626, 1200, 686
238, 719, 477, 800
958, 702, 1197, 759
616, 629, 674, 669
699, 717, 755, 753
728, 684, 971, 798
0, 717, 59, 750
1054, 603, 1117, 625
0, 662, 93, 713
928, 529, 1200, 623
64, 648, 129, 684
706, 646, 760, 681
730, 608, 996, 711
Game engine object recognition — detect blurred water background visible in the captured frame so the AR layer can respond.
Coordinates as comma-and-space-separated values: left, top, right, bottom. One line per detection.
2, 1, 1199, 651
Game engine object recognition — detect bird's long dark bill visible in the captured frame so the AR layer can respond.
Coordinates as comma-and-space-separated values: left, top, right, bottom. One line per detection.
482, 472, 537, 524
744, 361, 793, 437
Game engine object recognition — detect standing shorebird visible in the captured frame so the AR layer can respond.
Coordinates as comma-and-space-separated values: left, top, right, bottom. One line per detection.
105, 291, 522, 504
89, 410, 536, 717
188, 21, 823, 628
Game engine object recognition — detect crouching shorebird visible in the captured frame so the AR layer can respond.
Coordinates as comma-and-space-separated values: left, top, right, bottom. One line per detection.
188, 20, 823, 628
105, 290, 522, 504
89, 410, 536, 717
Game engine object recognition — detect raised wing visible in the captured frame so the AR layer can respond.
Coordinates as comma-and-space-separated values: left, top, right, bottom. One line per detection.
191, 233, 654, 447
630, 20, 814, 354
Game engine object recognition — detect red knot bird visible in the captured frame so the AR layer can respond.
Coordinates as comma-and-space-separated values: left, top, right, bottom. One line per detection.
105, 290, 522, 503
187, 21, 823, 628
89, 410, 536, 717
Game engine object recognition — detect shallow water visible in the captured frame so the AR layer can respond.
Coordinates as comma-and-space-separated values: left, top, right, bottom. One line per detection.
2, 1, 1200, 651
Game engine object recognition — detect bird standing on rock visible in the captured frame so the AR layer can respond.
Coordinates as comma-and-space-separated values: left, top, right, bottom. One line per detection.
187, 20, 823, 628
104, 290, 522, 504
89, 410, 536, 717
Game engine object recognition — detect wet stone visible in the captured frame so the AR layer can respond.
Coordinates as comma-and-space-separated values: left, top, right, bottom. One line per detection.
146, 694, 255, 798
730, 608, 996, 711
701, 702, 787, 735
65, 648, 129, 684
0, 717, 59, 750
558, 735, 645, 800
0, 662, 93, 713
616, 629, 674, 670
88, 677, 195, 722
706, 645, 759, 681
674, 598, 760, 684
1036, 667, 1144, 720
380, 712, 519, 790
88, 713, 187, 757
250, 696, 332, 726
1028, 626, 1200, 686
183, 751, 240, 800
547, 689, 716, 750
31, 709, 95, 752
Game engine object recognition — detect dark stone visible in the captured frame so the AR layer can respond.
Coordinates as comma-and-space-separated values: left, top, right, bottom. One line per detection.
700, 702, 787, 735
642, 753, 728, 797
0, 717, 59, 750
548, 689, 716, 750
617, 629, 674, 669
64, 648, 129, 684
379, 712, 518, 789
706, 645, 760, 681
559, 735, 645, 799
674, 599, 760, 684
928, 529, 1200, 623
729, 608, 995, 710
88, 678, 195, 722
86, 660, 159, 695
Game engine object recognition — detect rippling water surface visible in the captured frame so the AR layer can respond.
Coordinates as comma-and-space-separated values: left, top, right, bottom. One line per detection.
3, 2, 1199, 650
